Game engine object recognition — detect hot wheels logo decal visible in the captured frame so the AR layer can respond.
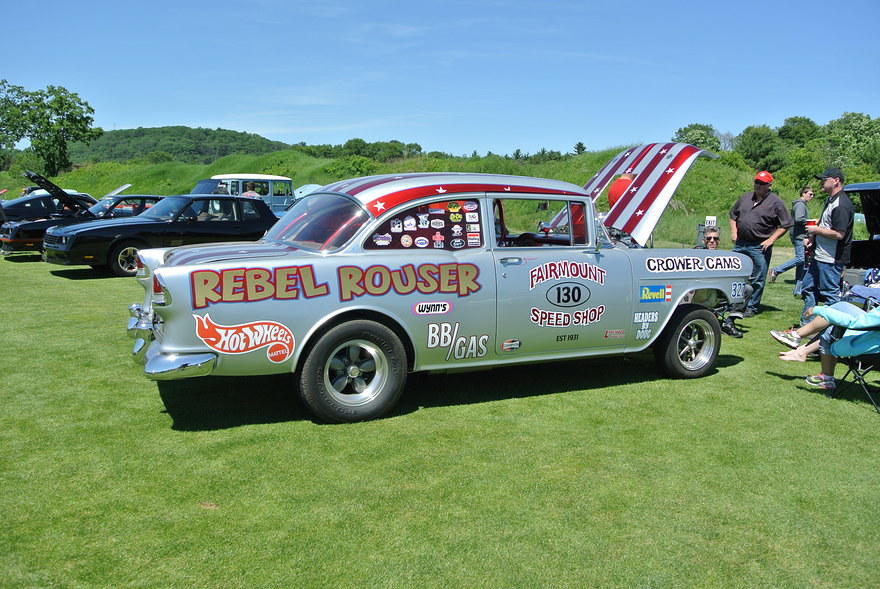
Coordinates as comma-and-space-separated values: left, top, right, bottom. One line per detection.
194, 315, 294, 363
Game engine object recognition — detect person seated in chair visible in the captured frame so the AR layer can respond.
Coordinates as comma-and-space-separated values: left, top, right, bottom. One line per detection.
770, 301, 880, 390
694, 226, 752, 338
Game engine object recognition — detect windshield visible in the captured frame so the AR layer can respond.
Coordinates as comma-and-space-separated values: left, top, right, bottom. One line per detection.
265, 193, 369, 251
139, 196, 192, 221
88, 198, 116, 216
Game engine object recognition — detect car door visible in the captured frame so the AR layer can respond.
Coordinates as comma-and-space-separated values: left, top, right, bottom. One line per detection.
361, 195, 496, 370
167, 198, 237, 245
491, 195, 634, 358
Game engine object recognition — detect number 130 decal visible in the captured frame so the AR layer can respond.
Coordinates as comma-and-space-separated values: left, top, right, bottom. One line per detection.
545, 282, 592, 308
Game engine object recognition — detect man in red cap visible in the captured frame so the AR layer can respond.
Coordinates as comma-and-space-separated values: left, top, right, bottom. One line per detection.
729, 171, 793, 316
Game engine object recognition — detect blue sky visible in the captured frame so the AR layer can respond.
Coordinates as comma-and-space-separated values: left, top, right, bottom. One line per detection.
4, 0, 878, 156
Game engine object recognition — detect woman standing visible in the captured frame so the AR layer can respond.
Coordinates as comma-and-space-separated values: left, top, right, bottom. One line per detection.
769, 186, 815, 294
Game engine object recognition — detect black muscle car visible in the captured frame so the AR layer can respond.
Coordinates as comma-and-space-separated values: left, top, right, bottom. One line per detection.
0, 188, 95, 223
43, 194, 277, 276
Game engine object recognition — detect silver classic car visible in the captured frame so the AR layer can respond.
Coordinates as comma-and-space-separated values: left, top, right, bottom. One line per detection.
128, 143, 753, 422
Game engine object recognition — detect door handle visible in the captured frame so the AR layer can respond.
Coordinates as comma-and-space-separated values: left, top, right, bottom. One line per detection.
500, 257, 523, 266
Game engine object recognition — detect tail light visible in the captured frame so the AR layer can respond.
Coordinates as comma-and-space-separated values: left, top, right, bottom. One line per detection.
152, 274, 171, 306
135, 254, 146, 278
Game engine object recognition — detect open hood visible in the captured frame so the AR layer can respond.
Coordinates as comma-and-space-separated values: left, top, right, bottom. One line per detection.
584, 143, 716, 246
22, 170, 94, 216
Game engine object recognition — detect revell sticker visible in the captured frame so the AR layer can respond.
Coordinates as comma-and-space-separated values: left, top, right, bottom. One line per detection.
640, 284, 671, 303
194, 315, 294, 363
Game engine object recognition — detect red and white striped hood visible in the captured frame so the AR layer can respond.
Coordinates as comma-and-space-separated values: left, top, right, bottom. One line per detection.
586, 143, 714, 246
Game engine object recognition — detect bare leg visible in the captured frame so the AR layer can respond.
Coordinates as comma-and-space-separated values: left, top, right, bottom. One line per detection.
779, 339, 820, 362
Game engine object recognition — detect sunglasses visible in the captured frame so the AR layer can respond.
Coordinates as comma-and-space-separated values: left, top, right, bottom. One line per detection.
705, 236, 719, 242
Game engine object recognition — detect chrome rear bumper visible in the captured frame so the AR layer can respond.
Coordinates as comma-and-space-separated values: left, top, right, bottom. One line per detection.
128, 303, 216, 380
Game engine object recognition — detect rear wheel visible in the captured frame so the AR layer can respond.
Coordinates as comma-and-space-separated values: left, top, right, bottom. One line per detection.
654, 305, 720, 378
299, 320, 407, 423
108, 241, 141, 277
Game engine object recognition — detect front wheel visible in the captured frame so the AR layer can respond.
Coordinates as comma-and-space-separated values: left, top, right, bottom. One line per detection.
299, 320, 407, 423
653, 305, 720, 378
108, 241, 141, 277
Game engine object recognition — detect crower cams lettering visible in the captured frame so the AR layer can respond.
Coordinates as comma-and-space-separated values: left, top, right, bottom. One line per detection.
645, 256, 742, 273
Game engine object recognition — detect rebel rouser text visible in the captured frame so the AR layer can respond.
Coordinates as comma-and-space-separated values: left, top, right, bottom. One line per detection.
190, 263, 481, 308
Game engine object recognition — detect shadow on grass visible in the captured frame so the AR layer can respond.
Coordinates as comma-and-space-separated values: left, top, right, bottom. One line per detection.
157, 374, 309, 431
393, 352, 743, 417
767, 370, 880, 413
2, 253, 42, 263
158, 352, 746, 430
49, 267, 115, 280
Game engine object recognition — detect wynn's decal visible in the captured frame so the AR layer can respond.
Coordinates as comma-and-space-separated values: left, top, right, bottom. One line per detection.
413, 301, 452, 315
194, 315, 294, 363
191, 265, 330, 309
529, 305, 606, 327
529, 260, 606, 290
338, 262, 480, 301
645, 256, 742, 273
427, 322, 489, 360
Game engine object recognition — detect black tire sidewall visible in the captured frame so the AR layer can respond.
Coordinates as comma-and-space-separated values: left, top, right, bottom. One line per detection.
109, 241, 140, 277
655, 306, 720, 379
299, 320, 407, 423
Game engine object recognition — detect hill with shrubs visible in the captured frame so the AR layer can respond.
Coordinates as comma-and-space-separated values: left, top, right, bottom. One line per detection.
1, 112, 877, 246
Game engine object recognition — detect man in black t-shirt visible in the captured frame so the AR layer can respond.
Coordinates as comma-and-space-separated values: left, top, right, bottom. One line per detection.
729, 171, 793, 316
799, 167, 854, 324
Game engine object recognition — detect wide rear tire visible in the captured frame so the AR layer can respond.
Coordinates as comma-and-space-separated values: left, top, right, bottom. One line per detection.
654, 305, 720, 378
299, 320, 407, 423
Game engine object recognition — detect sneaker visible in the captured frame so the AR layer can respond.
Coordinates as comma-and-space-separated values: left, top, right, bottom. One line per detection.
721, 318, 743, 338
769, 269, 778, 283
805, 374, 836, 390
742, 309, 757, 318
770, 329, 801, 349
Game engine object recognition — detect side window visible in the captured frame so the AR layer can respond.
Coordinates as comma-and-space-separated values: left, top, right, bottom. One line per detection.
364, 199, 483, 250
272, 181, 293, 196
181, 199, 229, 221
108, 199, 139, 217
494, 198, 584, 247
240, 200, 261, 220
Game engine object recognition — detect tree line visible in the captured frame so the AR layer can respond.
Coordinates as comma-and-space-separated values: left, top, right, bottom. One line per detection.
673, 114, 880, 187
2, 79, 878, 184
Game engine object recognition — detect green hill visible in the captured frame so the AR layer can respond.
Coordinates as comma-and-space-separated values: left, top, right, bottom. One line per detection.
68, 126, 290, 164
0, 146, 856, 246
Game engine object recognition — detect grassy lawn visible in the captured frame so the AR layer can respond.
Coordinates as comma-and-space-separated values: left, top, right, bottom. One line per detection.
2, 248, 879, 588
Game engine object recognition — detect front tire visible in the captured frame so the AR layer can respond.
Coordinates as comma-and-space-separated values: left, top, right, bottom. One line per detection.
299, 320, 407, 423
108, 241, 141, 277
654, 305, 720, 378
